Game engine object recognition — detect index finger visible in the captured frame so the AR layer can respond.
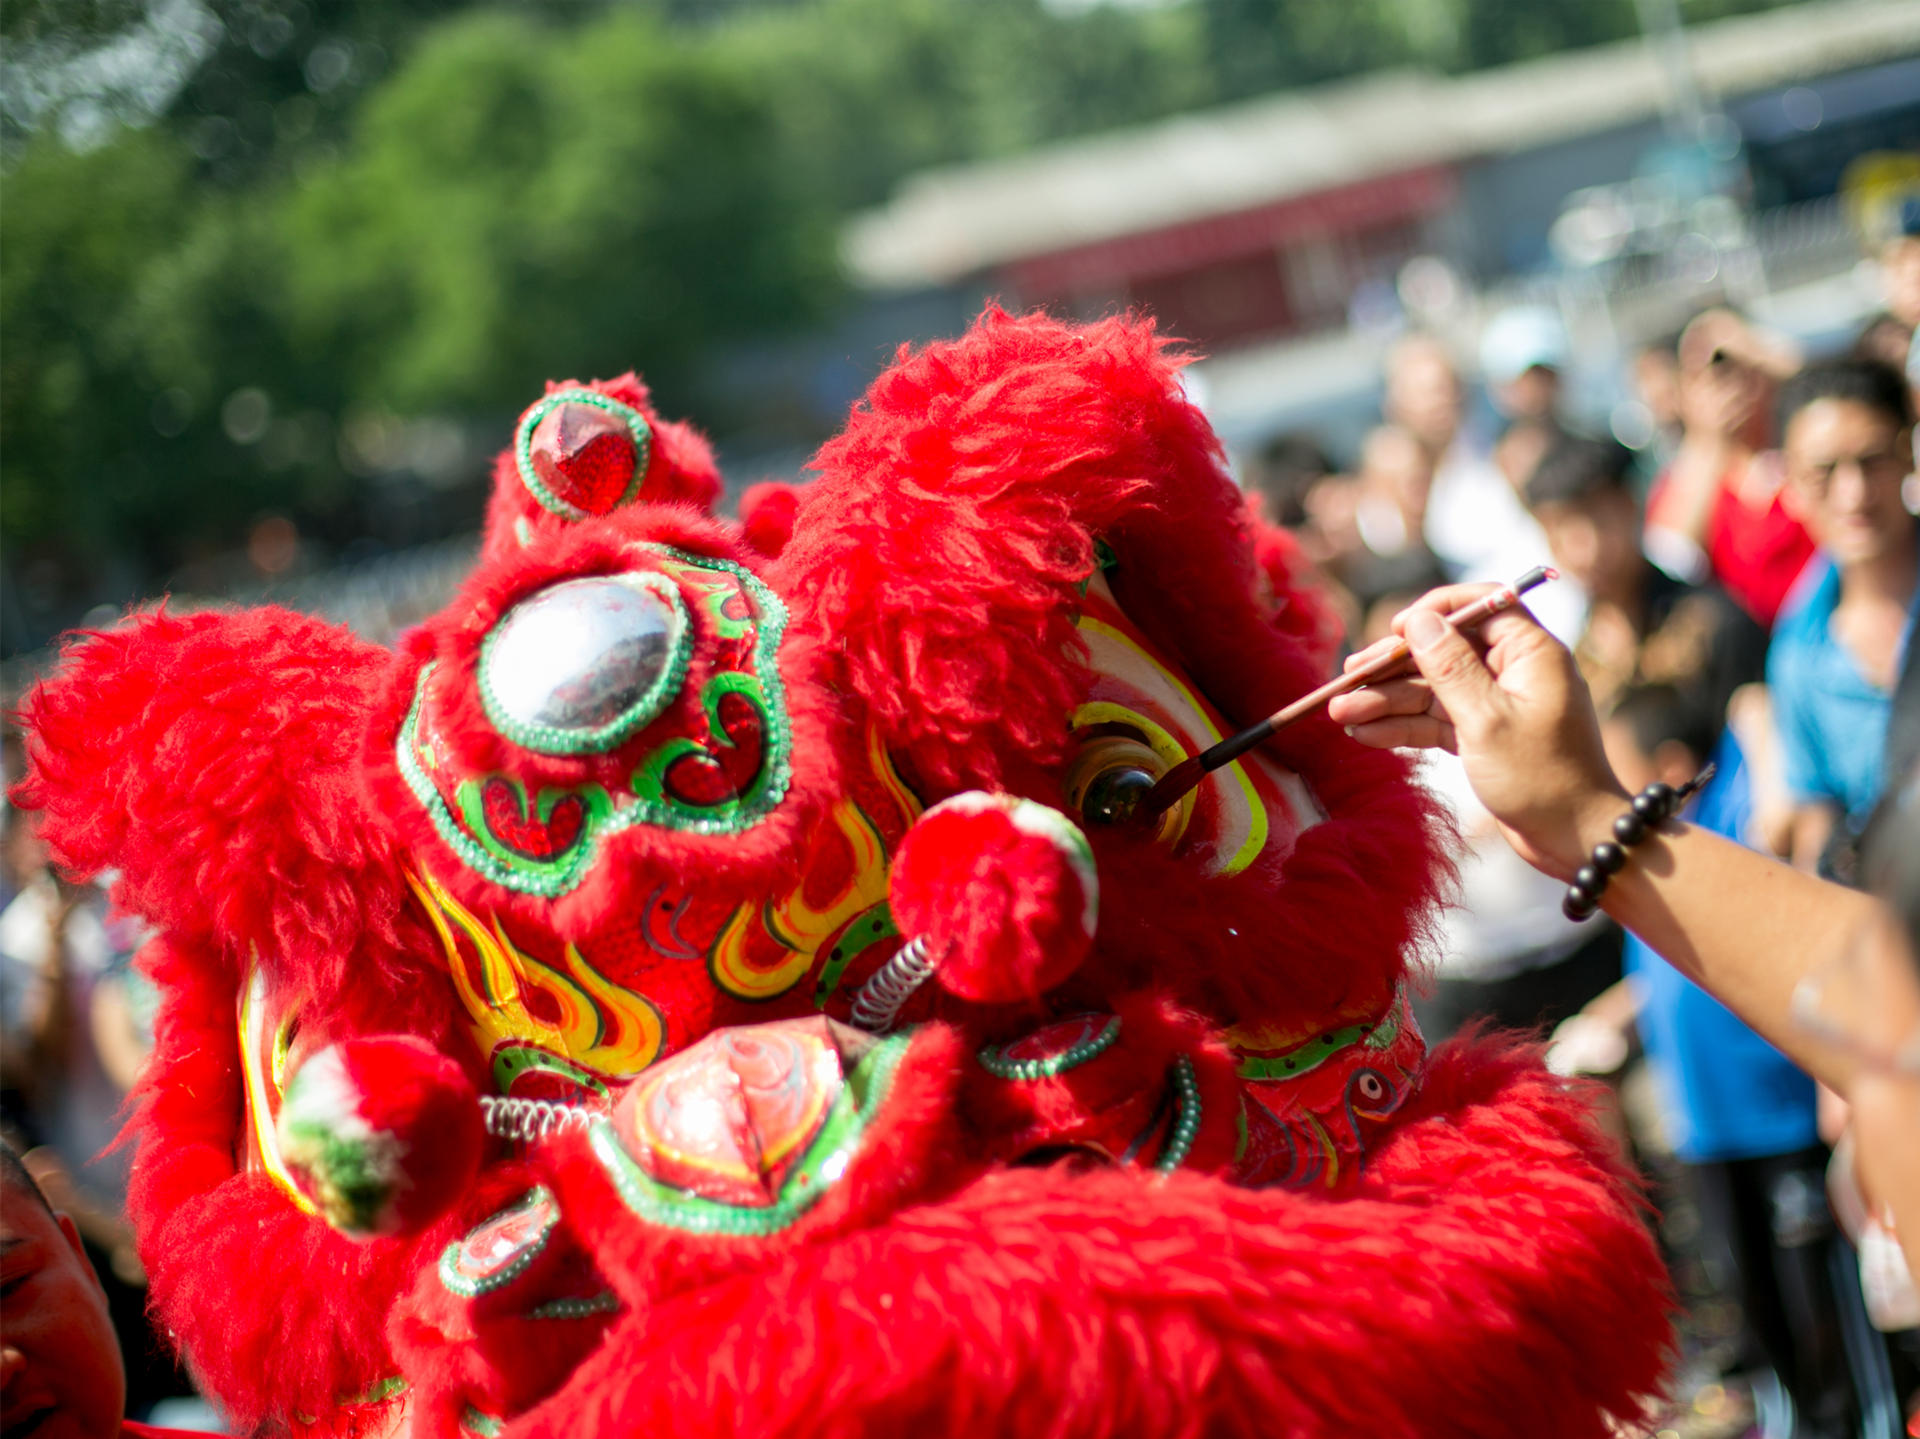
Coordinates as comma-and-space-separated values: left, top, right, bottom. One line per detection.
1388, 583, 1501, 624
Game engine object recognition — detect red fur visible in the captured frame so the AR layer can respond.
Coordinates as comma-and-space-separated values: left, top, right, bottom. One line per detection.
124, 939, 457, 1426
1249, 510, 1343, 677
738, 480, 805, 559
782, 308, 1166, 796
787, 308, 1452, 1032
18, 612, 483, 1423
14, 609, 419, 1003
511, 1038, 1665, 1439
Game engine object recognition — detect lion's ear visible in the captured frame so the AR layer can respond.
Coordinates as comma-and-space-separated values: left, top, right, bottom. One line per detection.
779, 305, 1326, 792
15, 606, 410, 990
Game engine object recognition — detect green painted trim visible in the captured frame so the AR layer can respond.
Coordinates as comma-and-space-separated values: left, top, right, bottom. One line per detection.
513, 388, 651, 520
812, 903, 897, 1008
588, 1031, 911, 1235
396, 683, 603, 896
1235, 985, 1406, 1081
1364, 987, 1404, 1050
1235, 1019, 1372, 1082
491, 1044, 609, 1099
394, 547, 796, 896
1156, 1056, 1200, 1173
526, 1290, 621, 1321
437, 1186, 556, 1297
977, 1015, 1121, 1081
625, 672, 791, 831
477, 571, 693, 756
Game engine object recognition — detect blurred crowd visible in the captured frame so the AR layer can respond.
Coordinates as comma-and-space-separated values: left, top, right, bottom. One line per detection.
1245, 215, 1920, 1438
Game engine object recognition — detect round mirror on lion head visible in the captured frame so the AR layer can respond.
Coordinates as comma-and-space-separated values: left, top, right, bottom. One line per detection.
479, 573, 691, 756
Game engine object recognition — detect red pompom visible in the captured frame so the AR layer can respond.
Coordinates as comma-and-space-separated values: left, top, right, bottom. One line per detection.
277, 1036, 483, 1239
887, 791, 1097, 1004
738, 480, 803, 559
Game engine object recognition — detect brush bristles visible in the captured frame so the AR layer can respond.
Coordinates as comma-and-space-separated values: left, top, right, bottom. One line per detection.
1139, 755, 1205, 818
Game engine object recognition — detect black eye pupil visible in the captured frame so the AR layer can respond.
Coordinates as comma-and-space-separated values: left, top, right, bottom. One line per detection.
1080, 766, 1156, 826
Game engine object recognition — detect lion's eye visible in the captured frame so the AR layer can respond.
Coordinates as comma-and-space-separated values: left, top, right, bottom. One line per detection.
479, 572, 691, 755
1078, 765, 1155, 826
1066, 734, 1181, 842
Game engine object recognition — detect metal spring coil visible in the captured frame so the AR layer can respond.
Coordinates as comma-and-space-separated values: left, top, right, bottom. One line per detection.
479, 1095, 601, 1144
849, 934, 936, 1034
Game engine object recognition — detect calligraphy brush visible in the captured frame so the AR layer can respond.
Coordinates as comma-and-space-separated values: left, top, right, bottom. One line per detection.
1136, 566, 1558, 820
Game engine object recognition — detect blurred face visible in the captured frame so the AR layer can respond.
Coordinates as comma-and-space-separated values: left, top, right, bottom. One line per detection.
1359, 429, 1431, 525
1384, 344, 1461, 456
1782, 398, 1915, 569
0, 1171, 124, 1439
1492, 366, 1559, 423
1493, 423, 1556, 496
1535, 487, 1642, 604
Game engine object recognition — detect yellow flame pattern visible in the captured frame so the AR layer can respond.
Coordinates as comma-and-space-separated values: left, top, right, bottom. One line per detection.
710, 800, 891, 1001
237, 957, 318, 1215
408, 868, 665, 1085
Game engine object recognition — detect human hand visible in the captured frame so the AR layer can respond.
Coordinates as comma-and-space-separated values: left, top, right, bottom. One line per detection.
1546, 1012, 1632, 1077
1327, 584, 1628, 880
1678, 356, 1760, 442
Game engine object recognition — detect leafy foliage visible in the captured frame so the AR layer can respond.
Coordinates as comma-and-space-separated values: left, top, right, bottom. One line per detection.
0, 0, 1805, 655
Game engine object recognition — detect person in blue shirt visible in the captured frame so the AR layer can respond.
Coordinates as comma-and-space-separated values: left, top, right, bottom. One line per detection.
1767, 359, 1918, 878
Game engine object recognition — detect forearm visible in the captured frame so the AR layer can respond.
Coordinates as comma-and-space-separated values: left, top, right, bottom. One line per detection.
1575, 805, 1884, 1092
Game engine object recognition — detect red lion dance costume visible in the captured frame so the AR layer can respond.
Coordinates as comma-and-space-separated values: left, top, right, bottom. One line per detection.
20, 311, 1669, 1438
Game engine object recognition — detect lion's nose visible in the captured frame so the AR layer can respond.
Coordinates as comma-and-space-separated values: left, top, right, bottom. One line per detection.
479, 571, 689, 754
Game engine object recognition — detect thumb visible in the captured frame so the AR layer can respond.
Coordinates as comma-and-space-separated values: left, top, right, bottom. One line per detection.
1404, 609, 1500, 723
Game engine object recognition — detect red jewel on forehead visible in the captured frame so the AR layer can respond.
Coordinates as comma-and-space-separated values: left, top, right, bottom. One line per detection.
514, 389, 652, 520
532, 403, 637, 515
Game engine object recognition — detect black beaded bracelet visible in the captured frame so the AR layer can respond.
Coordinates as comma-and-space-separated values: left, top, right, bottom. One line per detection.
1562, 766, 1716, 922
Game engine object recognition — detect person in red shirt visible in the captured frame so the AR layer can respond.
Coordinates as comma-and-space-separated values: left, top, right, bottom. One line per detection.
1645, 310, 1814, 627
0, 1144, 199, 1439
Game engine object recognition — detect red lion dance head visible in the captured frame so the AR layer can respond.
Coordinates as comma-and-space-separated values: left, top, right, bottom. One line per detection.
19, 310, 1667, 1439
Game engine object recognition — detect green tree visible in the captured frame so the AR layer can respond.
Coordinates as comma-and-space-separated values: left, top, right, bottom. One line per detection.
716, 0, 1209, 213
3, 130, 196, 556
275, 7, 838, 418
